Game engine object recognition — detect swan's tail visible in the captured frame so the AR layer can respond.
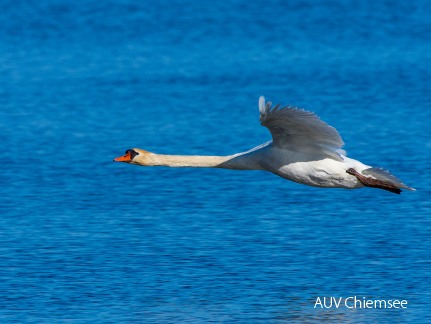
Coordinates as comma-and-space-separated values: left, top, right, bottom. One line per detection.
362, 167, 415, 192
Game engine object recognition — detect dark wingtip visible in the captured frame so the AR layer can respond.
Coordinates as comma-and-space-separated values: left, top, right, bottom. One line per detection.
346, 168, 402, 194
394, 188, 402, 195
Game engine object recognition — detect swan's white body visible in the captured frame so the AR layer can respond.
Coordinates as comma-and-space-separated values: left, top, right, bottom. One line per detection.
114, 97, 414, 194
248, 144, 367, 189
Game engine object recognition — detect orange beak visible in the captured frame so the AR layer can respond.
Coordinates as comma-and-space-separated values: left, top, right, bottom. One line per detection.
113, 151, 132, 162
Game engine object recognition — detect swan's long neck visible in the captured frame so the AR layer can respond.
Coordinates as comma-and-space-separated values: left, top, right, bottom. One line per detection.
133, 149, 264, 170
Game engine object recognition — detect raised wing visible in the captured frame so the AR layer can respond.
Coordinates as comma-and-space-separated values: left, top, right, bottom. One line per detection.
259, 96, 346, 160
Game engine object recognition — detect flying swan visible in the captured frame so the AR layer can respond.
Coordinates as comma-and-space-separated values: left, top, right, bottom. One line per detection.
114, 97, 415, 194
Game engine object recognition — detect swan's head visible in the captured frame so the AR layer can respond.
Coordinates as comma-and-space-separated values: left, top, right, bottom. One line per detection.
113, 149, 150, 165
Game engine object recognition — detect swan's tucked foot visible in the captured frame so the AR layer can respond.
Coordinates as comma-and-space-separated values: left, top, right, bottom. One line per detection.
346, 168, 401, 194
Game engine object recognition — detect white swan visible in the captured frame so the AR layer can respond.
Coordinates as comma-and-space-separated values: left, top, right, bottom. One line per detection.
114, 96, 415, 194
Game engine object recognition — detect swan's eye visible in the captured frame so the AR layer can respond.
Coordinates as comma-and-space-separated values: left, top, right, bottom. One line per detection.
126, 149, 139, 160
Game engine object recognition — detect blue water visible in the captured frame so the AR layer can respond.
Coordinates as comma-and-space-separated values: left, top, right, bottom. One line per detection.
1, 0, 430, 323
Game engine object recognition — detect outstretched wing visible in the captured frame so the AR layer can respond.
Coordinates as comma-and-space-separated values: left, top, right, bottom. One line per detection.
259, 96, 346, 160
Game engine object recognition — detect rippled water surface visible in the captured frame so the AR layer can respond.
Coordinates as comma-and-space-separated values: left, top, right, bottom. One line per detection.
1, 1, 430, 323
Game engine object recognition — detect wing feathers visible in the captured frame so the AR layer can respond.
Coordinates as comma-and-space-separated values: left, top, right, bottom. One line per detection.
259, 96, 345, 160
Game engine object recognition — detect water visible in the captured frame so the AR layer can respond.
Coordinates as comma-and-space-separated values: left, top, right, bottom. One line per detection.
1, 0, 430, 323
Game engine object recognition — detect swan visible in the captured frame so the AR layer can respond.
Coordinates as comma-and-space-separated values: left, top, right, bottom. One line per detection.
114, 96, 415, 194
